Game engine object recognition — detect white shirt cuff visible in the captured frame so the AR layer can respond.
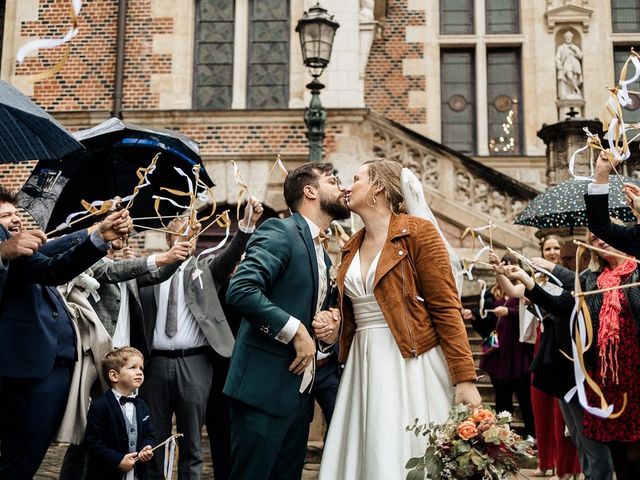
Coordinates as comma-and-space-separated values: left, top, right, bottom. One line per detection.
587, 183, 609, 195
147, 254, 159, 273
275, 317, 300, 344
237, 220, 256, 234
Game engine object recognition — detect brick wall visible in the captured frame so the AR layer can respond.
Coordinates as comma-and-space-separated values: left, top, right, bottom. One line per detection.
17, 0, 119, 110
16, 0, 172, 111
364, 0, 425, 124
4, 0, 343, 238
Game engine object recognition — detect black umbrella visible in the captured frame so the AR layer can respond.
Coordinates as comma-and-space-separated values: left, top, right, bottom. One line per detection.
17, 118, 214, 232
514, 175, 640, 229
0, 80, 82, 163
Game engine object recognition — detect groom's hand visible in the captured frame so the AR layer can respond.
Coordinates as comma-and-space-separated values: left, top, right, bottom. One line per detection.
289, 324, 316, 375
312, 307, 340, 345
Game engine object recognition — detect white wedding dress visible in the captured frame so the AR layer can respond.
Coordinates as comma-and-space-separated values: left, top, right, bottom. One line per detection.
318, 250, 454, 480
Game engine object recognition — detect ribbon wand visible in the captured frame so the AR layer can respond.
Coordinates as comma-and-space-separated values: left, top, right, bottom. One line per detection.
147, 433, 184, 454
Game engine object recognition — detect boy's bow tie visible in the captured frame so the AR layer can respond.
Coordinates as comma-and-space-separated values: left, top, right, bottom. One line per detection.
119, 396, 137, 405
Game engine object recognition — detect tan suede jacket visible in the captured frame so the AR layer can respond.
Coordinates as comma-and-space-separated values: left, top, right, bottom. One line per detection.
336, 213, 477, 385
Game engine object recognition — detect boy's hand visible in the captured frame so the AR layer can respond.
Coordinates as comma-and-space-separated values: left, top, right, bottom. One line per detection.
118, 452, 138, 471
138, 445, 154, 462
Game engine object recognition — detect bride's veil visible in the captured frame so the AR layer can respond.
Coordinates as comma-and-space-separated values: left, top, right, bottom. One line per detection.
400, 168, 464, 296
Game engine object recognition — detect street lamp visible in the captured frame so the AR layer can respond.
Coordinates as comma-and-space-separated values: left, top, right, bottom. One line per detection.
296, 3, 339, 162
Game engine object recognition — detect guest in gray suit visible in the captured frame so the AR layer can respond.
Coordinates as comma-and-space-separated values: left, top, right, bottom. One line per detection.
90, 238, 191, 352
58, 239, 192, 480
139, 199, 263, 480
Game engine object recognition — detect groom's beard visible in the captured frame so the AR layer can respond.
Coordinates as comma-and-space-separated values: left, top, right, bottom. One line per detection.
320, 195, 351, 221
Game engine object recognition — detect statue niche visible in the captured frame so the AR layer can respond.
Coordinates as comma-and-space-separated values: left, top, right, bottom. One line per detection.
556, 30, 583, 101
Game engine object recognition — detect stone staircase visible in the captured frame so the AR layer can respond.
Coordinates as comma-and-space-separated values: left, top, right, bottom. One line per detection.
465, 321, 525, 430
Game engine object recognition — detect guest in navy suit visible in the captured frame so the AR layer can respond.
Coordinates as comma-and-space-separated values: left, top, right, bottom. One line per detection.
0, 187, 48, 296
84, 347, 156, 480
0, 186, 132, 480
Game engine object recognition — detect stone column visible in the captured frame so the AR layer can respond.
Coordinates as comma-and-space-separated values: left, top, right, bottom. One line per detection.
537, 115, 602, 187
536, 115, 602, 269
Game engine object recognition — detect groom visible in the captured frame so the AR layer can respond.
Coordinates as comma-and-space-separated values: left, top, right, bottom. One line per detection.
224, 162, 350, 480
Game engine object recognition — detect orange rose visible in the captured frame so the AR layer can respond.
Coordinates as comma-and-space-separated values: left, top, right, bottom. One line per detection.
457, 420, 478, 440
471, 408, 495, 424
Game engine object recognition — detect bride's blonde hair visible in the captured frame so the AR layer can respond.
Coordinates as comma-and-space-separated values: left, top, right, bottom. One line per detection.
364, 159, 407, 215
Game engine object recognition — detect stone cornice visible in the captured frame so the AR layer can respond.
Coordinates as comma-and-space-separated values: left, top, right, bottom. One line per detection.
52, 108, 371, 129
544, 4, 593, 32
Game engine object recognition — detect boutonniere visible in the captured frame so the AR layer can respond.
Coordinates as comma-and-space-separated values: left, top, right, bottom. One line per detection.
329, 264, 339, 287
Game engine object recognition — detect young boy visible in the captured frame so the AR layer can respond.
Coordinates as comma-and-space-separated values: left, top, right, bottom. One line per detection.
84, 347, 156, 480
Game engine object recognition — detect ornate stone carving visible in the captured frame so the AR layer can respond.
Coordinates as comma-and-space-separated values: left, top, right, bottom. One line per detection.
371, 123, 530, 224
372, 129, 438, 188
455, 169, 527, 223
544, 0, 593, 32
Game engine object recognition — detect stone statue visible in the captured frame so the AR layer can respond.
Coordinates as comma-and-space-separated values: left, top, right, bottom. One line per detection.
556, 31, 583, 100
360, 0, 374, 23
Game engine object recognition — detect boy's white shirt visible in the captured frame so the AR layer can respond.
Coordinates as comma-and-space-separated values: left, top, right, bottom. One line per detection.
110, 388, 138, 480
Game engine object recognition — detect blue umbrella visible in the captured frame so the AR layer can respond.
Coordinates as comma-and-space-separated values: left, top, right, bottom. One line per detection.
0, 80, 82, 162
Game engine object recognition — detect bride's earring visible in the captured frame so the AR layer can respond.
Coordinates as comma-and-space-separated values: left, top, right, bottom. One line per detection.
366, 195, 377, 208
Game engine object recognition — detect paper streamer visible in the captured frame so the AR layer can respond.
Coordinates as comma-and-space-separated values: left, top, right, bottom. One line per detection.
16, 0, 83, 82
563, 245, 627, 419
163, 435, 178, 480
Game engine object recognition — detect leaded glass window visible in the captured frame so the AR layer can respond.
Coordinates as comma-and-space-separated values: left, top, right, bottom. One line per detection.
194, 0, 235, 109
440, 0, 474, 35
611, 0, 640, 33
487, 49, 522, 154
614, 46, 640, 111
486, 0, 519, 34
247, 0, 289, 109
441, 50, 475, 153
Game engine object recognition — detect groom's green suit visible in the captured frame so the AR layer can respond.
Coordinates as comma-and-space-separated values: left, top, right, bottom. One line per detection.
224, 212, 330, 480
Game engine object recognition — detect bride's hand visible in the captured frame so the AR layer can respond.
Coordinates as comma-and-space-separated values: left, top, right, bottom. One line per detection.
454, 381, 482, 408
312, 308, 340, 344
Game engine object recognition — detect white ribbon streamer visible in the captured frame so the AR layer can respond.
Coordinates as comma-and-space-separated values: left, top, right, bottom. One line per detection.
478, 279, 488, 319
617, 54, 640, 107
16, 27, 79, 63
462, 245, 490, 280
192, 224, 231, 289
163, 435, 177, 480
564, 305, 614, 418
151, 195, 192, 212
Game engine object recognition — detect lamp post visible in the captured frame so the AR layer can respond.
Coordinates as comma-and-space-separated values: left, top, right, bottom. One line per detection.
296, 3, 339, 162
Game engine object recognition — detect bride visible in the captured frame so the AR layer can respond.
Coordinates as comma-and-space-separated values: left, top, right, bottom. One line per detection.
318, 160, 481, 479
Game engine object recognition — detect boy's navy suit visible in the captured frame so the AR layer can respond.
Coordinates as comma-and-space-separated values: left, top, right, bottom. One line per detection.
84, 390, 156, 480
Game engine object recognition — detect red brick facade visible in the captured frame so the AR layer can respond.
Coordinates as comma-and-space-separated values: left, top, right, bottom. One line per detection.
5, 0, 342, 194
16, 0, 173, 110
364, 0, 425, 125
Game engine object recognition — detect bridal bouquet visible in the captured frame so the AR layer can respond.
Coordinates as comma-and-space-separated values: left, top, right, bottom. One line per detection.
405, 404, 536, 480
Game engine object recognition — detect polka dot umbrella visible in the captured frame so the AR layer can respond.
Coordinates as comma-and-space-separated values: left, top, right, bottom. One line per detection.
514, 175, 640, 228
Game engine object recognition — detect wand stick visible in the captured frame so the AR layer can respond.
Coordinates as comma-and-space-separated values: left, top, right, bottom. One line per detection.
148, 433, 184, 454
572, 239, 640, 264
573, 281, 640, 297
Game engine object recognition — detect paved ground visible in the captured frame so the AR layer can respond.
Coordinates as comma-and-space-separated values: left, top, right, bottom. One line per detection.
35, 439, 324, 479
34, 440, 576, 480
36, 440, 580, 479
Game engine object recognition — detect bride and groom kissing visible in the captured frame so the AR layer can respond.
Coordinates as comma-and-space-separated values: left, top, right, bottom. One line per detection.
224, 160, 480, 480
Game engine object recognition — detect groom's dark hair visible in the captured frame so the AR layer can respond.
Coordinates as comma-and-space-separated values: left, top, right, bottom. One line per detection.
283, 162, 334, 211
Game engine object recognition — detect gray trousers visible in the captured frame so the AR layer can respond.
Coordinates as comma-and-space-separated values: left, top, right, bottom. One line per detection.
140, 351, 213, 480
558, 397, 614, 480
